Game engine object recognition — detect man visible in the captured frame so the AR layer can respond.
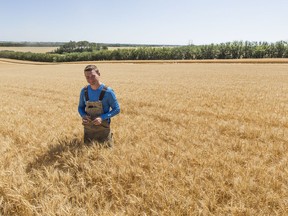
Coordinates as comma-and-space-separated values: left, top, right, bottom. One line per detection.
78, 65, 120, 147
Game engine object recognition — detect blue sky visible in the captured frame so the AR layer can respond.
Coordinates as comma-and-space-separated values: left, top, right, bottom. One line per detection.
0, 0, 287, 45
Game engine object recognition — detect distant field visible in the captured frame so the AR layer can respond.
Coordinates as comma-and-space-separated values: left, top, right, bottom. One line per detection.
0, 46, 162, 52
0, 47, 58, 53
0, 46, 136, 52
0, 60, 287, 215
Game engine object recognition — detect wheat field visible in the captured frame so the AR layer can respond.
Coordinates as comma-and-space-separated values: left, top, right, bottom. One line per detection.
0, 59, 287, 215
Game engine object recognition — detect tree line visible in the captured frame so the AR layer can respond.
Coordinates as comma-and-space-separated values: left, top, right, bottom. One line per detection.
0, 41, 287, 62
50, 40, 175, 54
51, 41, 108, 54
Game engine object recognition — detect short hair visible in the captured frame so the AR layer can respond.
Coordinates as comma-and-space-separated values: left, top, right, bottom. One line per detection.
84, 65, 98, 72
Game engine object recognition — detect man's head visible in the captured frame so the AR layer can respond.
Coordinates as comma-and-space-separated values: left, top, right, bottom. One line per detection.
84, 65, 100, 85
84, 65, 99, 73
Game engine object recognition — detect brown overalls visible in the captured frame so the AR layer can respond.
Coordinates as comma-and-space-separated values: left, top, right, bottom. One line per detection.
83, 86, 113, 147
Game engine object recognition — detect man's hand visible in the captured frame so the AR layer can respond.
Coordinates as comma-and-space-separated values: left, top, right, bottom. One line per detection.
92, 117, 102, 125
82, 115, 91, 125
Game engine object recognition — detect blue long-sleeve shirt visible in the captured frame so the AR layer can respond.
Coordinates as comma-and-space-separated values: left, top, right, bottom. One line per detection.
78, 84, 120, 121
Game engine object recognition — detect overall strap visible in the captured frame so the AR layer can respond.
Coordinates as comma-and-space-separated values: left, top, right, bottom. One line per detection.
84, 85, 89, 101
84, 85, 108, 102
99, 86, 108, 101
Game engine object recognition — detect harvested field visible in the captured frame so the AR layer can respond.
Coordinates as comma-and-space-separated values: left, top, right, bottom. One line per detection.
0, 59, 287, 215
0, 47, 58, 53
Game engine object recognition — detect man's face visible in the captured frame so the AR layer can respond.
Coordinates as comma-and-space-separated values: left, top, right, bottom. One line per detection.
84, 70, 100, 85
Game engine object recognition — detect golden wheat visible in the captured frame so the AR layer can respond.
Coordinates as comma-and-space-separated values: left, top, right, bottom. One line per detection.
0, 60, 287, 215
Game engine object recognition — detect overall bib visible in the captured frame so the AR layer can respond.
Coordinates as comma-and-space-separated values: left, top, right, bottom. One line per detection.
83, 86, 112, 146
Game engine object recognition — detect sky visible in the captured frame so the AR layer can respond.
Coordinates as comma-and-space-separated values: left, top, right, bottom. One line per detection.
0, 0, 287, 45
